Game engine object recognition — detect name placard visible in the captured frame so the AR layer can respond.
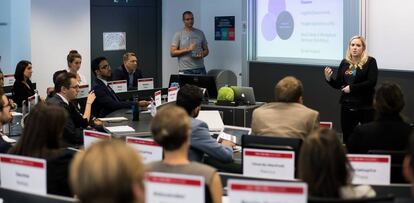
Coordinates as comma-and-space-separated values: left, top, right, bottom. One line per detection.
154, 90, 162, 107
348, 154, 391, 185
126, 137, 162, 163
145, 172, 205, 203
108, 80, 127, 93
83, 130, 111, 149
228, 179, 307, 203
0, 154, 47, 195
137, 78, 154, 90
243, 148, 295, 180
319, 121, 333, 129
168, 87, 179, 102
3, 74, 15, 87
76, 84, 90, 98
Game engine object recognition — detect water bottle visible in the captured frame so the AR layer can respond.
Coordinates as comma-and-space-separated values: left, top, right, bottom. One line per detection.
132, 96, 139, 121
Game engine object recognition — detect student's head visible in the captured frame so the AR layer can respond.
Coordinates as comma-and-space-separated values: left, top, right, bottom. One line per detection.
67, 50, 82, 71
299, 128, 351, 198
14, 60, 32, 81
345, 36, 368, 68
274, 76, 303, 103
374, 82, 405, 115
91, 56, 111, 79
151, 105, 191, 151
70, 140, 145, 203
182, 11, 194, 28
0, 69, 4, 87
0, 89, 13, 124
176, 84, 203, 117
123, 52, 138, 72
54, 72, 79, 100
8, 103, 67, 158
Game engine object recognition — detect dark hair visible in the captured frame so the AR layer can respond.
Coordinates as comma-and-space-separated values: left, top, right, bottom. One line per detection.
275, 76, 303, 102
151, 105, 191, 151
176, 84, 203, 115
299, 128, 351, 198
0, 88, 5, 110
374, 82, 405, 115
14, 60, 32, 81
182, 11, 193, 20
67, 50, 82, 67
8, 103, 68, 158
91, 57, 107, 76
53, 70, 68, 84
54, 72, 77, 93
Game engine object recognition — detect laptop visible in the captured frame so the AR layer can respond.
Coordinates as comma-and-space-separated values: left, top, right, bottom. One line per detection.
217, 125, 251, 146
230, 86, 256, 105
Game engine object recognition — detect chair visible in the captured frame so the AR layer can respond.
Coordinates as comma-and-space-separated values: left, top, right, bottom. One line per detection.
368, 150, 407, 183
308, 194, 395, 203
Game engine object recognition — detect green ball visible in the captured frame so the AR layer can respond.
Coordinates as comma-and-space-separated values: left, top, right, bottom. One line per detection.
217, 87, 235, 101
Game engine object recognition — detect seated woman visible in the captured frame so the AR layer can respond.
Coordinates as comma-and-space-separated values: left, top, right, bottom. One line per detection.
299, 128, 376, 199
70, 140, 145, 203
347, 82, 412, 153
66, 50, 88, 85
12, 60, 36, 107
8, 103, 75, 197
147, 105, 223, 203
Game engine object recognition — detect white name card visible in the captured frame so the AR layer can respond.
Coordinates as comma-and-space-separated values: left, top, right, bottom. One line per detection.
76, 84, 90, 98
83, 130, 111, 149
137, 78, 154, 90
168, 87, 179, 102
348, 154, 391, 185
145, 172, 205, 203
108, 80, 127, 93
0, 154, 47, 195
319, 121, 333, 129
3, 74, 15, 86
154, 90, 162, 107
228, 179, 307, 203
126, 137, 162, 163
243, 148, 295, 180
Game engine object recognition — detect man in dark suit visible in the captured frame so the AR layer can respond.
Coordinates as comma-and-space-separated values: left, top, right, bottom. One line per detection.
46, 72, 96, 146
91, 57, 149, 118
112, 52, 143, 90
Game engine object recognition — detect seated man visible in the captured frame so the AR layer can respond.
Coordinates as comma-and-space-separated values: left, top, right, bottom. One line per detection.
112, 52, 143, 90
251, 76, 319, 139
176, 84, 234, 163
46, 72, 95, 146
91, 57, 149, 117
0, 89, 13, 153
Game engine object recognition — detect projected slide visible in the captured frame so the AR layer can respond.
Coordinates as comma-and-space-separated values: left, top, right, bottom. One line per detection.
257, 0, 343, 61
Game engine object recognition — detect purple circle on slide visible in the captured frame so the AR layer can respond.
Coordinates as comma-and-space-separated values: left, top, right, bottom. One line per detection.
276, 11, 294, 40
261, 12, 277, 41
268, 0, 286, 14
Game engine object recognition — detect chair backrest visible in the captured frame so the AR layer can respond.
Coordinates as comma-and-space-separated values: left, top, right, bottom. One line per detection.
368, 150, 407, 183
308, 194, 395, 203
0, 187, 78, 203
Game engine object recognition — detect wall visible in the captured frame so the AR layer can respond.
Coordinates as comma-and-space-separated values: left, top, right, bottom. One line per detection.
31, 0, 90, 97
0, 0, 12, 72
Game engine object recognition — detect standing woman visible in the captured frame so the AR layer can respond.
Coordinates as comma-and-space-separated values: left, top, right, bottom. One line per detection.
67, 50, 88, 85
324, 36, 378, 143
12, 60, 35, 107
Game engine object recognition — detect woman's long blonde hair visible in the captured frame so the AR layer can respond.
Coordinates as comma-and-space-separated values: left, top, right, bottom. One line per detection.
345, 36, 369, 69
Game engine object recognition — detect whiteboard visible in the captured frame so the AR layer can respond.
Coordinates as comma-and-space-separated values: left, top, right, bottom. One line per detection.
365, 0, 414, 71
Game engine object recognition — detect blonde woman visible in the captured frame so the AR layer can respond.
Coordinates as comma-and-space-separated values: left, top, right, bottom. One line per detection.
324, 36, 378, 143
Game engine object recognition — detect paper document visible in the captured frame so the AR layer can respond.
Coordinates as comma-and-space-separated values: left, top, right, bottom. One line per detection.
98, 117, 128, 122
104, 126, 136, 133
196, 110, 224, 132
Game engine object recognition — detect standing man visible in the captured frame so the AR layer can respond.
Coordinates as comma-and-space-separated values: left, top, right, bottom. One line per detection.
112, 52, 143, 90
170, 11, 209, 75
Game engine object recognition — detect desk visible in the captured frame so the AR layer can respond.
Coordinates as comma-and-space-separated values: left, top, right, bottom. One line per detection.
201, 102, 264, 127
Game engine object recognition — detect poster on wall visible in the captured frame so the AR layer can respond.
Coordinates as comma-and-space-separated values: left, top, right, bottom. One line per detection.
215, 16, 235, 41
103, 32, 126, 51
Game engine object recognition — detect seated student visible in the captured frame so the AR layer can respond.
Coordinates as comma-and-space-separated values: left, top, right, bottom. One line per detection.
46, 72, 96, 146
8, 104, 75, 197
348, 82, 412, 153
91, 56, 149, 117
0, 89, 13, 153
251, 76, 319, 139
12, 60, 36, 107
70, 140, 145, 203
147, 105, 223, 203
66, 50, 88, 85
176, 84, 234, 163
112, 52, 143, 90
299, 128, 375, 199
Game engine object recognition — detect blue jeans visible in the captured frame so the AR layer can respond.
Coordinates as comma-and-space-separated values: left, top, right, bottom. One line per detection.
181, 67, 207, 75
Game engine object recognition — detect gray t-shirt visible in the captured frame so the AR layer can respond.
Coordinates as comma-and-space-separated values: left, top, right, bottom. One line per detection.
171, 28, 208, 71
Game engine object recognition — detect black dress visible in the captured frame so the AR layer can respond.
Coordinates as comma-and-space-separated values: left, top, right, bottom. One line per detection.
12, 80, 35, 107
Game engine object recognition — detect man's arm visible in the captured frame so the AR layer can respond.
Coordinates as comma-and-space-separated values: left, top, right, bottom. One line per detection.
170, 44, 195, 57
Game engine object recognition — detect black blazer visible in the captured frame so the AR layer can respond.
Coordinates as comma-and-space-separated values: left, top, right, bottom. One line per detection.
327, 56, 378, 109
347, 114, 413, 154
12, 80, 35, 107
91, 78, 135, 117
46, 148, 76, 197
111, 64, 143, 89
46, 94, 88, 146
